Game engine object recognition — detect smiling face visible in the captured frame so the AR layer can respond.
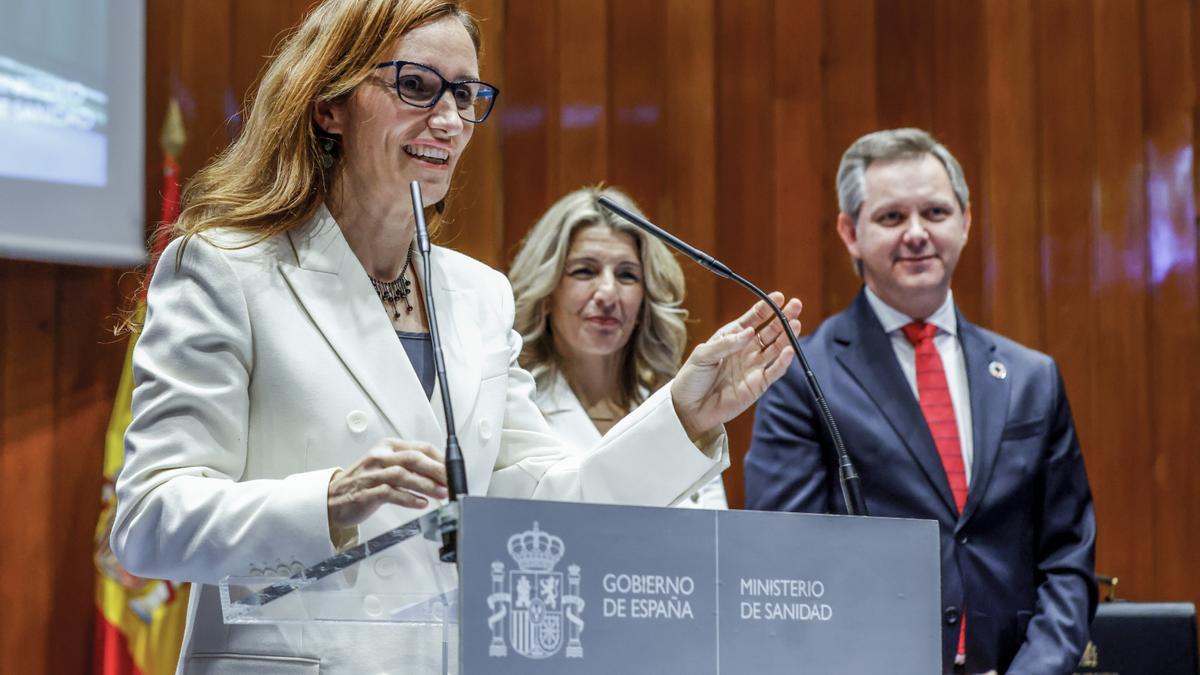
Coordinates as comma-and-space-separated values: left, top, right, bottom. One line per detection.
548, 224, 645, 364
316, 15, 478, 207
837, 153, 971, 318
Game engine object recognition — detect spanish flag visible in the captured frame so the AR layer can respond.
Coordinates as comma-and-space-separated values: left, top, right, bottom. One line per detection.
92, 100, 188, 675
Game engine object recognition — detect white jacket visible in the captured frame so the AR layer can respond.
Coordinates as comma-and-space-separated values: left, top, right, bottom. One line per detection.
111, 206, 727, 674
535, 372, 728, 509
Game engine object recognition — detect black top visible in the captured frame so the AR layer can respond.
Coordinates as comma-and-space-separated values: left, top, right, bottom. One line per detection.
396, 331, 434, 400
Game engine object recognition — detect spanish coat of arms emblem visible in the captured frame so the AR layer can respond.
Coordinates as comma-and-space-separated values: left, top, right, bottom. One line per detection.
486, 521, 585, 659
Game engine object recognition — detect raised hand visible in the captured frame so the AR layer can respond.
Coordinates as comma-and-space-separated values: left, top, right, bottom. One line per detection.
670, 292, 802, 440
327, 439, 449, 531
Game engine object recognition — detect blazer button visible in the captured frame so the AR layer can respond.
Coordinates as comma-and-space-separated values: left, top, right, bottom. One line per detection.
363, 594, 384, 618
944, 606, 960, 626
374, 555, 399, 578
478, 417, 493, 441
346, 410, 369, 434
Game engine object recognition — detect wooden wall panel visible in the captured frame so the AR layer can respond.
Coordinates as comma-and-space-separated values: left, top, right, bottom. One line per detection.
980, 0, 1042, 347
821, 0, 878, 316
0, 265, 123, 673
773, 0, 827, 322
664, 0, 718, 337
230, 2, 293, 115
555, 0, 607, 196
609, 0, 668, 219
712, 0, 776, 307
714, 0, 776, 508
1089, 0, 1156, 602
1035, 0, 1098, 453
499, 1, 557, 257
144, 0, 170, 244
446, 0, 505, 265
177, 0, 236, 180
0, 263, 58, 673
49, 268, 124, 674
1142, 0, 1200, 606
0, 269, 6, 659
0, 273, 6, 667
4, 1, 1200, 671
932, 0, 986, 323
874, 0, 935, 131
766, 0, 827, 506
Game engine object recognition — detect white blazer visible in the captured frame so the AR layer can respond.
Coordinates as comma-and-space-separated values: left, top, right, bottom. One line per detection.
111, 206, 727, 674
535, 372, 728, 509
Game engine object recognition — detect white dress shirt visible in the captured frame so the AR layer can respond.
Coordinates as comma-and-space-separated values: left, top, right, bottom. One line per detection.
863, 287, 974, 484
534, 371, 729, 509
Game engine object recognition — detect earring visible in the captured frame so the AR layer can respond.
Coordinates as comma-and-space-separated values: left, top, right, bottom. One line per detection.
319, 137, 336, 169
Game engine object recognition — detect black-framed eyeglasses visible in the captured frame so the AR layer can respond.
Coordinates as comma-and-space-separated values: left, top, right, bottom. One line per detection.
373, 60, 499, 124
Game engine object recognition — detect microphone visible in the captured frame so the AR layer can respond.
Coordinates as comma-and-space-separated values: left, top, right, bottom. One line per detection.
410, 181, 470, 561
597, 196, 868, 517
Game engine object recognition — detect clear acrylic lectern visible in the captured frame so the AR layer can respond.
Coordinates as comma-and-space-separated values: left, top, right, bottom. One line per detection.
220, 503, 460, 625
218, 497, 942, 675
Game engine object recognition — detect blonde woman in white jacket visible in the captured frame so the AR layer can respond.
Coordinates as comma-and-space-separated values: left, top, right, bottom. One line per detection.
111, 2, 800, 672
511, 186, 729, 509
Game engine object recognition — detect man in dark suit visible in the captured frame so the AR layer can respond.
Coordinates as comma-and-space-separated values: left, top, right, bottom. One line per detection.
745, 128, 1096, 675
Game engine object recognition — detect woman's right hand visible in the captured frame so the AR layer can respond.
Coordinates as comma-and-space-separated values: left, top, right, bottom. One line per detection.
327, 439, 449, 530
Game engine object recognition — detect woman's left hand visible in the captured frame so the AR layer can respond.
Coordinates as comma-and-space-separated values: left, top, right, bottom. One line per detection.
671, 292, 802, 440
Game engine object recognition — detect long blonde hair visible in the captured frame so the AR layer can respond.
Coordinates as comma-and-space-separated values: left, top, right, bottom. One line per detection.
509, 186, 688, 409
173, 0, 480, 249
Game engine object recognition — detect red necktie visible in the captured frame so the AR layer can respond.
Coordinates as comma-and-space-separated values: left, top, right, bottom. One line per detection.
902, 321, 969, 660
902, 321, 968, 513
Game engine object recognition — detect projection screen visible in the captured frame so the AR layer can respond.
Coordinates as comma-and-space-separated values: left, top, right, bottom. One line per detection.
0, 0, 146, 266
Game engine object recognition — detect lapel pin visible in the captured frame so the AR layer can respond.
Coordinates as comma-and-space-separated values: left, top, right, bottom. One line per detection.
988, 361, 1007, 380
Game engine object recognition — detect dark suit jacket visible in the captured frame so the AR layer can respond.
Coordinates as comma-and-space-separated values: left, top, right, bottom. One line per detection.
745, 290, 1096, 674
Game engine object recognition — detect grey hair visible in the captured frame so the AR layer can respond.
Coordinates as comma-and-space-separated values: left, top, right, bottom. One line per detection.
836, 127, 970, 222
509, 185, 688, 408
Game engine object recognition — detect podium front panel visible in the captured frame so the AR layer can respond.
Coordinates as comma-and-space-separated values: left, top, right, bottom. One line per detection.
459, 497, 939, 675
459, 498, 715, 673
717, 509, 941, 674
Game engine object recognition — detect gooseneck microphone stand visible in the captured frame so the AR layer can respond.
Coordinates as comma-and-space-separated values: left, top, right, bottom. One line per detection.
410, 181, 471, 561
597, 196, 867, 516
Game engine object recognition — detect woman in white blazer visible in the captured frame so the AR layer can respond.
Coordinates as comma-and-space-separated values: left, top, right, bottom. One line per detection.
510, 186, 728, 509
111, 1, 800, 672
